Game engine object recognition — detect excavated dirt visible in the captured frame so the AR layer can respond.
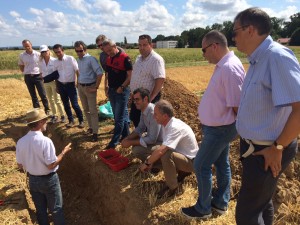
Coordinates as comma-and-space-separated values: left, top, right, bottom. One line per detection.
1, 76, 300, 225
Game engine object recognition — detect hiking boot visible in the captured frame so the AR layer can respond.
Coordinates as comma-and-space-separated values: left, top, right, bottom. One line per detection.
211, 203, 227, 215
86, 128, 93, 134
78, 121, 84, 128
92, 133, 98, 142
66, 121, 74, 128
60, 116, 66, 123
181, 206, 212, 219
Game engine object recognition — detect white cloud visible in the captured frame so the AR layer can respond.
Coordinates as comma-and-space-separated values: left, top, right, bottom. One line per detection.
55, 0, 92, 14
267, 6, 298, 21
10, 11, 20, 18
0, 15, 21, 36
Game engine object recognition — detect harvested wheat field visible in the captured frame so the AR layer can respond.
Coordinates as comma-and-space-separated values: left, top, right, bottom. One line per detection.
0, 66, 299, 225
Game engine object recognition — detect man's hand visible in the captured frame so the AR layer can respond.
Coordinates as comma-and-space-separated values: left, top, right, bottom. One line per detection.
253, 145, 282, 178
121, 138, 131, 148
62, 143, 72, 155
139, 163, 151, 172
116, 86, 123, 94
86, 87, 97, 93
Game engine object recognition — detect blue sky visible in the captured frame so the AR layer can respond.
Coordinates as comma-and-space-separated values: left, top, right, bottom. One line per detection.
0, 0, 299, 47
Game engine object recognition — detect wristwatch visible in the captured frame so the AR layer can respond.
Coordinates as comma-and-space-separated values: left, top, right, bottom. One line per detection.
273, 141, 284, 151
120, 85, 125, 90
144, 159, 151, 166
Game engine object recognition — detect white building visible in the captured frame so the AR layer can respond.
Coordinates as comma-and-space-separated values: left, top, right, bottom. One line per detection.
156, 40, 178, 48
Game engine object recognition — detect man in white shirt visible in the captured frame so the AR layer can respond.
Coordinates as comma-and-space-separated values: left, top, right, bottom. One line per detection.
16, 108, 71, 225
18, 39, 50, 113
130, 34, 166, 127
139, 100, 198, 199
53, 44, 84, 128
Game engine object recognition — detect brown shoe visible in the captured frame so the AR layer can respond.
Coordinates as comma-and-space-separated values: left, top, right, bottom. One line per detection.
177, 171, 192, 183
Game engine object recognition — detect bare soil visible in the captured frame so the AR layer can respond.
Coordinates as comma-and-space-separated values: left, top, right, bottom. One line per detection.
0, 66, 299, 225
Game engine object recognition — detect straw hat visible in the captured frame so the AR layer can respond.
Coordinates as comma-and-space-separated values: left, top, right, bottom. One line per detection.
26, 108, 49, 124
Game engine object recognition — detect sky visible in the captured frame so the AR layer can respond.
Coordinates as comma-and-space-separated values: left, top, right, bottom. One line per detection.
0, 0, 299, 47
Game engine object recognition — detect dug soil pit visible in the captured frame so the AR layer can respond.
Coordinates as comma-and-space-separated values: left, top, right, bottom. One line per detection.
1, 77, 300, 225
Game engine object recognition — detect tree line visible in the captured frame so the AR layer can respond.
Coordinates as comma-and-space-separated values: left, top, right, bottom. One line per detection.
152, 12, 300, 47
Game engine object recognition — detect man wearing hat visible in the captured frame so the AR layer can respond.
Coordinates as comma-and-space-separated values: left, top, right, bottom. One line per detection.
16, 108, 71, 225
18, 39, 50, 113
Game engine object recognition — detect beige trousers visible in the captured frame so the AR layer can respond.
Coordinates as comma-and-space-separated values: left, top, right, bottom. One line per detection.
44, 81, 64, 116
78, 84, 99, 134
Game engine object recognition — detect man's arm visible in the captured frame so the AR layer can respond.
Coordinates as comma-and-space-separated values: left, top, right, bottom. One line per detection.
150, 78, 165, 102
254, 102, 300, 177
116, 70, 132, 94
104, 72, 109, 97
47, 143, 72, 170
121, 131, 140, 148
140, 145, 169, 172
19, 65, 24, 73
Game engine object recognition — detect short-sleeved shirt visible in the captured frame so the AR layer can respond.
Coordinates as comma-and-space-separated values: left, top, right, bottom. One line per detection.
236, 36, 300, 140
162, 117, 198, 159
106, 50, 132, 88
77, 53, 103, 84
39, 56, 57, 77
18, 50, 40, 75
130, 50, 165, 93
198, 51, 245, 126
134, 103, 163, 145
16, 131, 58, 175
99, 46, 124, 72
53, 54, 79, 83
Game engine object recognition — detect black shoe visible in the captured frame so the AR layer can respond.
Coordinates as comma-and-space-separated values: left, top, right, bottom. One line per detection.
150, 168, 160, 175
177, 171, 192, 183
104, 144, 115, 150
86, 128, 93, 134
157, 186, 177, 199
181, 206, 212, 219
92, 133, 98, 142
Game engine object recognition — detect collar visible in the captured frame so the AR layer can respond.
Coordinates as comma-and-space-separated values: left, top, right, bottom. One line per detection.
141, 50, 154, 61
216, 51, 234, 68
247, 35, 273, 65
112, 49, 121, 59
142, 103, 153, 116
79, 53, 90, 60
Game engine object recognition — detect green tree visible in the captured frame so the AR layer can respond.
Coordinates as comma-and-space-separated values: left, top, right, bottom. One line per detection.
270, 17, 284, 40
221, 21, 234, 46
290, 27, 300, 46
282, 13, 300, 37
124, 36, 127, 45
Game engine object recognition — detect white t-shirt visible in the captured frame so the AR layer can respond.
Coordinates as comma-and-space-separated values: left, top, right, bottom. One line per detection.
162, 117, 198, 159
18, 50, 40, 75
16, 131, 58, 175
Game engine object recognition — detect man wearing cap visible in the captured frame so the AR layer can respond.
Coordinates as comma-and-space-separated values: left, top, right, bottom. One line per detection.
53, 44, 84, 128
18, 39, 50, 113
16, 108, 71, 225
74, 40, 104, 142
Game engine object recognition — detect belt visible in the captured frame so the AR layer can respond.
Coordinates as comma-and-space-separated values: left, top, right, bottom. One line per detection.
25, 74, 40, 77
28, 172, 56, 177
58, 81, 74, 85
79, 82, 96, 86
240, 138, 273, 160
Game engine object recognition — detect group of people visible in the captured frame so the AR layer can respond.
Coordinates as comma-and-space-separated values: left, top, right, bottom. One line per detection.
15, 7, 300, 225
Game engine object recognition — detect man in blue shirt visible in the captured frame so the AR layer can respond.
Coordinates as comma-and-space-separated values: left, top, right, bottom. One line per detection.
74, 41, 104, 142
233, 7, 300, 225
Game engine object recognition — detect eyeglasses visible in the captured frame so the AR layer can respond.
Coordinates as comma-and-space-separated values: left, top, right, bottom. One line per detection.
97, 44, 103, 48
133, 98, 141, 102
41, 51, 47, 53
232, 25, 249, 37
202, 43, 218, 53
75, 50, 84, 53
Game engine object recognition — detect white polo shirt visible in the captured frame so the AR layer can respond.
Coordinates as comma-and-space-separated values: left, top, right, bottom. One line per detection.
39, 56, 57, 77
16, 131, 58, 175
54, 54, 78, 82
162, 117, 198, 159
18, 50, 40, 75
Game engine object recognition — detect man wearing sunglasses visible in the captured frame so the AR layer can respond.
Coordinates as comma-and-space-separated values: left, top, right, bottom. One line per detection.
233, 8, 300, 225
181, 30, 245, 219
74, 41, 104, 142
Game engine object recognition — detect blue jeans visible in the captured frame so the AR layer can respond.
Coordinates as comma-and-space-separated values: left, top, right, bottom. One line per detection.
57, 81, 83, 123
236, 138, 297, 225
24, 75, 49, 111
108, 87, 130, 147
193, 123, 237, 214
29, 173, 65, 225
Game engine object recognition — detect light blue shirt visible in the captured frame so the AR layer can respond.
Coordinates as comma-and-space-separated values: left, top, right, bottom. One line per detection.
236, 36, 300, 141
77, 53, 103, 84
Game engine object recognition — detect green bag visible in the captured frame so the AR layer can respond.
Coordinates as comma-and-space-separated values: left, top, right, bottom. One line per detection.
99, 101, 114, 119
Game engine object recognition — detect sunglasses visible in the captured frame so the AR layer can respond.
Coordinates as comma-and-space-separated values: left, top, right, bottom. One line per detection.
41, 51, 47, 53
97, 44, 103, 48
75, 49, 84, 53
202, 43, 218, 53
232, 25, 249, 37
